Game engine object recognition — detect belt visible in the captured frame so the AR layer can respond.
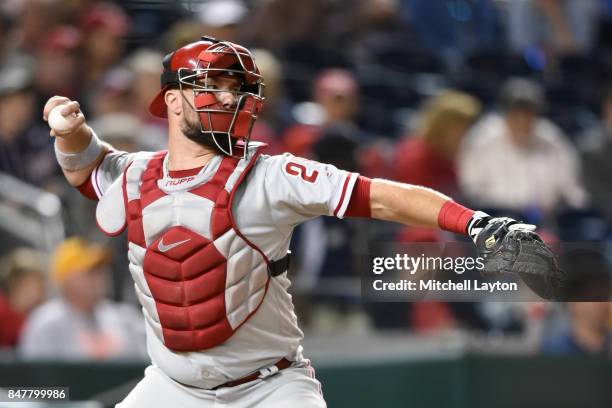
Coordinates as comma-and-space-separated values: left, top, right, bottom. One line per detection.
212, 358, 292, 390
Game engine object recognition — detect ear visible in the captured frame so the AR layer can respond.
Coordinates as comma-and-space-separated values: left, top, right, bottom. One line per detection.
164, 89, 182, 116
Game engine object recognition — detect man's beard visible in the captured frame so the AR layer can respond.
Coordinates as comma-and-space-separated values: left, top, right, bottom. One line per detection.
180, 113, 234, 154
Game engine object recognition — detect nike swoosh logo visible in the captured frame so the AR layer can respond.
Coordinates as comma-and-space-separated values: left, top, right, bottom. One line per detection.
158, 238, 191, 253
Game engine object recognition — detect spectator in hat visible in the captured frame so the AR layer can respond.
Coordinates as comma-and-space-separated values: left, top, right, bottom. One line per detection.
0, 248, 47, 348
19, 237, 146, 360
0, 58, 59, 186
458, 77, 586, 216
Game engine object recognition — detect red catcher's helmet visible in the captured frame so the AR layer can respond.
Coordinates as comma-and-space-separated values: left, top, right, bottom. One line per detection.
149, 37, 264, 157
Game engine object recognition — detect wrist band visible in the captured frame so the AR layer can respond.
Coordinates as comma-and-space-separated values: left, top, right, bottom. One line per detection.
54, 128, 104, 171
437, 200, 475, 235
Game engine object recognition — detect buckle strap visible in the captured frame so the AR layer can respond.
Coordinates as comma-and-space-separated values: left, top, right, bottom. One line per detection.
268, 251, 291, 277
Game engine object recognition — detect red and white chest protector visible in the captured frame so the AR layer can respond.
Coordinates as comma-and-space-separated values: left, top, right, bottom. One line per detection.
96, 147, 271, 352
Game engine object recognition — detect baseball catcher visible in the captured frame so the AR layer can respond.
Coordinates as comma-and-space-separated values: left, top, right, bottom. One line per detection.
43, 37, 564, 407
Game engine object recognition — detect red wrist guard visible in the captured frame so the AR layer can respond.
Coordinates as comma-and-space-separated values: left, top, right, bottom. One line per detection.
438, 200, 474, 235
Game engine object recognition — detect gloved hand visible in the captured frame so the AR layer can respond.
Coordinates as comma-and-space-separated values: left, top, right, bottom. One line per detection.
467, 212, 566, 300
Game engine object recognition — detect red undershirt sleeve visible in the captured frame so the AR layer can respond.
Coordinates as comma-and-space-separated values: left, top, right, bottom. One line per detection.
77, 174, 98, 201
345, 176, 372, 218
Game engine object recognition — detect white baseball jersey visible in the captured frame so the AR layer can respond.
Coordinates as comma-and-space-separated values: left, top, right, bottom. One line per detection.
87, 143, 358, 390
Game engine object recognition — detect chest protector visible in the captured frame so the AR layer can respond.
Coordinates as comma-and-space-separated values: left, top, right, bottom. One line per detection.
96, 146, 272, 351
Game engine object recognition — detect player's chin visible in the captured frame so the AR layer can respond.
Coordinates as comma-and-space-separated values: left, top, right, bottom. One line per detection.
184, 129, 235, 154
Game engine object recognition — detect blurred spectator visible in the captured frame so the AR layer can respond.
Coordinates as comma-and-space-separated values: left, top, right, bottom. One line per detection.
0, 248, 46, 348
507, 0, 599, 58
0, 59, 59, 186
34, 25, 82, 100
250, 48, 292, 155
90, 114, 142, 153
246, 0, 325, 51
579, 85, 612, 224
127, 48, 164, 118
394, 90, 481, 197
79, 2, 129, 87
126, 48, 167, 150
12, 0, 62, 53
314, 69, 359, 125
87, 66, 133, 117
541, 248, 611, 355
19, 237, 146, 360
459, 78, 586, 215
542, 302, 611, 356
283, 69, 360, 157
197, 0, 247, 43
348, 0, 417, 62
163, 20, 203, 52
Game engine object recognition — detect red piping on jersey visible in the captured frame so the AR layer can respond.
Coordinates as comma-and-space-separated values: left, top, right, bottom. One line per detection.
333, 172, 353, 217
345, 175, 371, 218
224, 146, 272, 336
226, 148, 270, 263
438, 200, 474, 235
93, 163, 101, 198
75, 150, 114, 201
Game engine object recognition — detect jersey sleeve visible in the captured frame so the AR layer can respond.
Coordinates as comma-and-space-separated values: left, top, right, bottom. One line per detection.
77, 150, 142, 200
261, 153, 359, 227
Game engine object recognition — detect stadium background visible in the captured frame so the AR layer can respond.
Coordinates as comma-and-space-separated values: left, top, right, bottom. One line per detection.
0, 0, 611, 406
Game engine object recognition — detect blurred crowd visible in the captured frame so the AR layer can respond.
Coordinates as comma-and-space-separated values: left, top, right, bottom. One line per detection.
0, 0, 611, 360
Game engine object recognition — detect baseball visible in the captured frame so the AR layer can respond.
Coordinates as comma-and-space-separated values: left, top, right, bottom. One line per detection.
48, 105, 73, 133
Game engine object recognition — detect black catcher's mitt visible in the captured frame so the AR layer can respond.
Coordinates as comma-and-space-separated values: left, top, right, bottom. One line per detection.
467, 213, 566, 300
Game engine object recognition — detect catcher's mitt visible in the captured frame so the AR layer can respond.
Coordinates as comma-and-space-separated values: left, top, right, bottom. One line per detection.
468, 213, 567, 300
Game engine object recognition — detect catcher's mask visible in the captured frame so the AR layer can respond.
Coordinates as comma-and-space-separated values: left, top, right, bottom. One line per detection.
149, 36, 264, 158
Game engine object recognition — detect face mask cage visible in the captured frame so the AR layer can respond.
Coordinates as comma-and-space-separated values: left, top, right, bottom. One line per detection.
176, 41, 265, 158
